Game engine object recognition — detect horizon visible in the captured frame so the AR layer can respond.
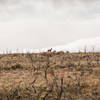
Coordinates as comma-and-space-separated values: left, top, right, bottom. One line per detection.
0, 37, 99, 54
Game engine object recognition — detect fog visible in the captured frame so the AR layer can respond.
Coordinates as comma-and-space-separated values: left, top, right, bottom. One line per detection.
0, 0, 100, 50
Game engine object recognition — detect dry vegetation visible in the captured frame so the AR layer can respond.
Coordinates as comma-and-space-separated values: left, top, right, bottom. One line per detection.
0, 51, 100, 100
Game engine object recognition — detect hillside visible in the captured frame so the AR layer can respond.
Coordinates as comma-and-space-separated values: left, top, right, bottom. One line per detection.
0, 51, 100, 100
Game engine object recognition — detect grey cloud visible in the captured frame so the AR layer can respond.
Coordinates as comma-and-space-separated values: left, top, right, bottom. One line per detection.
0, 0, 100, 49
0, 0, 100, 21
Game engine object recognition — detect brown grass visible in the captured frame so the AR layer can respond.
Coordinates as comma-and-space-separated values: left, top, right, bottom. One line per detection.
0, 51, 100, 100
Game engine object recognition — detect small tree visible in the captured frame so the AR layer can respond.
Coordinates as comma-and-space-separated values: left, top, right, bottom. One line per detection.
44, 53, 50, 80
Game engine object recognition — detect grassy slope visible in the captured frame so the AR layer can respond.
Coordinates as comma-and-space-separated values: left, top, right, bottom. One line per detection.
0, 51, 100, 100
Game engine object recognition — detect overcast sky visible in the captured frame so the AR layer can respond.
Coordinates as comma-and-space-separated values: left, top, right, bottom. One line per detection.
0, 0, 100, 49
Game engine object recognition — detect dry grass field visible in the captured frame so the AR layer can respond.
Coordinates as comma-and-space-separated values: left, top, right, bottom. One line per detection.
0, 51, 100, 100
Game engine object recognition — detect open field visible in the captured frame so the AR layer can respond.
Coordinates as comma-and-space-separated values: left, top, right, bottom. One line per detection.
0, 51, 100, 100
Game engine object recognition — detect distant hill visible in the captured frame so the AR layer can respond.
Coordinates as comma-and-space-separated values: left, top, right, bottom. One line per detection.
0, 37, 100, 54
52, 37, 100, 52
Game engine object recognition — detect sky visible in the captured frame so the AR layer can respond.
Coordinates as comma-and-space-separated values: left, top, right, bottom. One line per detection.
0, 0, 100, 50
